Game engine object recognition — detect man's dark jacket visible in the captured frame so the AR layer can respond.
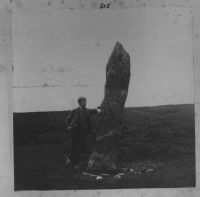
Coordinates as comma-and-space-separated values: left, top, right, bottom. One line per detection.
65, 107, 97, 134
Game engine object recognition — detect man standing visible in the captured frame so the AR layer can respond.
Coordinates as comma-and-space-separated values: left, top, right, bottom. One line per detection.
65, 97, 101, 169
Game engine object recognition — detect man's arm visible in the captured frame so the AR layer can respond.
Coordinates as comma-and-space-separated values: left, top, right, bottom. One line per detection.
88, 107, 101, 115
65, 110, 74, 129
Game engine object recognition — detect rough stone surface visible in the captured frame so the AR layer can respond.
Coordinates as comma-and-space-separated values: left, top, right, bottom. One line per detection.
88, 42, 131, 171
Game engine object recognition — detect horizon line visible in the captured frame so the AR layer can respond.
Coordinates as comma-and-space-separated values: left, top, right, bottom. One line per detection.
13, 103, 194, 114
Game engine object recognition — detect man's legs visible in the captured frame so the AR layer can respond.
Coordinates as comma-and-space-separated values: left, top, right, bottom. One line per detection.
67, 129, 89, 168
70, 130, 81, 166
79, 130, 91, 165
80, 132, 87, 153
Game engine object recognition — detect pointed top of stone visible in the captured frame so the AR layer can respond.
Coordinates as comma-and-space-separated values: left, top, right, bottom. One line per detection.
115, 41, 123, 48
109, 41, 130, 64
105, 42, 131, 90
113, 42, 123, 53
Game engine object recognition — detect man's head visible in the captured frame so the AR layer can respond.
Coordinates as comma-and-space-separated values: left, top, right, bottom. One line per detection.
78, 97, 87, 108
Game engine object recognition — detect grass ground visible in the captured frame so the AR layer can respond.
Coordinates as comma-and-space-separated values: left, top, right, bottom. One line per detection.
14, 104, 195, 190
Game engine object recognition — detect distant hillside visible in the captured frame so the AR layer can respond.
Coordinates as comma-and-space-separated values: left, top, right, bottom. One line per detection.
14, 104, 194, 147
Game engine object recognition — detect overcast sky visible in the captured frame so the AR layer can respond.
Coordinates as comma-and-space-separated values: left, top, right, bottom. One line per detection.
13, 7, 194, 112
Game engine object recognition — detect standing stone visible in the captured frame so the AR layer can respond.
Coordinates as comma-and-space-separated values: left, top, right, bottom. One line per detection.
88, 42, 131, 171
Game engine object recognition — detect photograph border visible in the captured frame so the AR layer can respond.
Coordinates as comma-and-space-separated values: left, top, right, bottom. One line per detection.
0, 0, 199, 196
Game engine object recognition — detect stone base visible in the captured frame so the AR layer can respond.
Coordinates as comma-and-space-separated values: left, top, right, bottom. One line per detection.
87, 151, 117, 172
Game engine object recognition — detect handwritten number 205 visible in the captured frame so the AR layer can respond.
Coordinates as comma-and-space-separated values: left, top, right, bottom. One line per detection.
100, 3, 110, 8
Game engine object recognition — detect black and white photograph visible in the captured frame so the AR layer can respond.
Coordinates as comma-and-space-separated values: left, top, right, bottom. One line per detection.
12, 1, 196, 191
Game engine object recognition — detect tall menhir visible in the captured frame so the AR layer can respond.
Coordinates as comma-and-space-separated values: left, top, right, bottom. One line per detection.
88, 42, 131, 171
